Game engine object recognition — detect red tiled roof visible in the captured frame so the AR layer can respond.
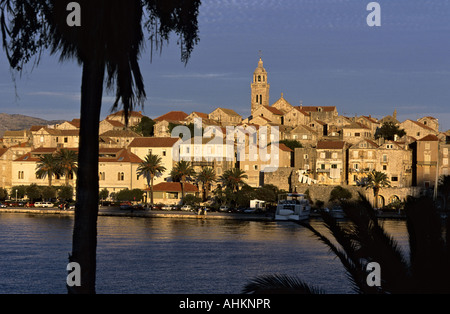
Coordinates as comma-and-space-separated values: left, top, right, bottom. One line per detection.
263, 106, 283, 115
154, 111, 188, 122
317, 141, 346, 150
69, 119, 81, 128
190, 112, 209, 119
300, 106, 336, 112
104, 119, 125, 127
149, 182, 199, 193
418, 134, 439, 142
128, 137, 180, 148
278, 143, 293, 152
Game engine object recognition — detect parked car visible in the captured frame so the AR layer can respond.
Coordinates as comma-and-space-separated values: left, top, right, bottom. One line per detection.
181, 205, 192, 211
35, 202, 54, 208
0, 203, 6, 208
132, 204, 145, 210
120, 202, 132, 210
219, 206, 229, 212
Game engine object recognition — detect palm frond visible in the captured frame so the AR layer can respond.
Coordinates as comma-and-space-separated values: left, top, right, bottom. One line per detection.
242, 274, 324, 294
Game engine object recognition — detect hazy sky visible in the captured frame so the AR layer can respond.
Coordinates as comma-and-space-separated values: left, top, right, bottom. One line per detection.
1, 0, 450, 131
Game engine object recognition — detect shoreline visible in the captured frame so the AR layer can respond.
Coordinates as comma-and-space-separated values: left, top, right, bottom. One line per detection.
0, 207, 407, 220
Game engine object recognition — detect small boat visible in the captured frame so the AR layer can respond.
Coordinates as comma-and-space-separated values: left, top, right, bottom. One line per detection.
275, 193, 311, 221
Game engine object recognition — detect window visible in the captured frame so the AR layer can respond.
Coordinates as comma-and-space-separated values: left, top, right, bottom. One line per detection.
18, 171, 24, 179
444, 158, 448, 165
383, 165, 387, 171
304, 154, 308, 160
331, 164, 338, 169
99, 172, 105, 181
391, 177, 398, 182
258, 75, 261, 82
444, 148, 448, 156
382, 154, 388, 162
254, 165, 258, 171
353, 163, 359, 170
320, 152, 326, 159
321, 164, 325, 170
118, 172, 124, 181
64, 137, 68, 143
332, 153, 338, 159
355, 133, 361, 137
302, 134, 308, 140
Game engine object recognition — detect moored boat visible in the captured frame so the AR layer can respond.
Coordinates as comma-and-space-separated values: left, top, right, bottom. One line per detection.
275, 193, 311, 221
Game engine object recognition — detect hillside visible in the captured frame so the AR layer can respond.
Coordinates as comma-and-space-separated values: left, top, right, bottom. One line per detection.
0, 113, 66, 137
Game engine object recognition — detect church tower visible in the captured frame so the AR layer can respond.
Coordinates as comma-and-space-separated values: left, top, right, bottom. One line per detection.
251, 58, 270, 115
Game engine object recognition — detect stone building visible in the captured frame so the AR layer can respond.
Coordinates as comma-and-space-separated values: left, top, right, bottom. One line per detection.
347, 139, 379, 186
153, 111, 189, 137
2, 130, 31, 148
283, 106, 310, 127
209, 108, 242, 126
271, 93, 294, 114
300, 106, 338, 122
315, 140, 348, 185
400, 119, 437, 139
105, 110, 143, 127
415, 134, 439, 189
342, 122, 373, 145
32, 127, 79, 149
417, 116, 439, 133
285, 125, 318, 147
252, 105, 284, 125
128, 137, 181, 186
376, 140, 413, 188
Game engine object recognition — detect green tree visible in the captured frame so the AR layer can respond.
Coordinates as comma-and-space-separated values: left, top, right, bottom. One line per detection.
329, 186, 353, 203
375, 122, 406, 141
36, 154, 60, 187
279, 139, 303, 151
365, 170, 391, 209
1, 0, 201, 293
196, 167, 216, 202
132, 116, 155, 137
137, 153, 166, 205
0, 188, 7, 201
171, 160, 196, 205
99, 188, 109, 202
41, 186, 57, 201
10, 186, 26, 200
26, 184, 41, 201
219, 168, 248, 193
55, 149, 78, 186
58, 185, 74, 201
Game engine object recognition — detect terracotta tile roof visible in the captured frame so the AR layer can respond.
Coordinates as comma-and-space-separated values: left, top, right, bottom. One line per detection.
292, 106, 310, 116
189, 112, 209, 119
30, 125, 45, 132
104, 119, 126, 127
100, 129, 140, 137
278, 143, 293, 152
154, 111, 188, 122
300, 106, 336, 112
128, 137, 180, 148
214, 108, 241, 117
262, 106, 283, 115
404, 119, 436, 132
0, 148, 9, 158
317, 141, 346, 150
418, 134, 439, 141
68, 119, 81, 128
150, 182, 199, 193
39, 128, 79, 136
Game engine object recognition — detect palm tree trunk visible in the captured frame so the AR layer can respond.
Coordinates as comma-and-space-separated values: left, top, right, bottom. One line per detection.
68, 58, 105, 294
374, 187, 379, 209
65, 170, 70, 186
48, 174, 52, 187
150, 175, 154, 205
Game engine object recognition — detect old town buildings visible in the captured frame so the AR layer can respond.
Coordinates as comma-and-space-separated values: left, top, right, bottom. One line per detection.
1, 58, 449, 206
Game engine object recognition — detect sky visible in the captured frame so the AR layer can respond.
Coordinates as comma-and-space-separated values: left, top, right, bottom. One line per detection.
1, 0, 450, 131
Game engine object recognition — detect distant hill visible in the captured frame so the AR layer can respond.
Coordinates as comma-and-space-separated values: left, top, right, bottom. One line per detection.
0, 113, 66, 137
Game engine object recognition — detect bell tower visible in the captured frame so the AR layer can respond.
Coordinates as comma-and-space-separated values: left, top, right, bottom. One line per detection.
251, 57, 270, 115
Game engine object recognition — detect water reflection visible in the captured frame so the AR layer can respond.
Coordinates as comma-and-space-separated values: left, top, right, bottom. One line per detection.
0, 214, 408, 294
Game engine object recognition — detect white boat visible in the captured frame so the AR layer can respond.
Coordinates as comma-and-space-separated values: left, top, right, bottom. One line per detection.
275, 193, 311, 221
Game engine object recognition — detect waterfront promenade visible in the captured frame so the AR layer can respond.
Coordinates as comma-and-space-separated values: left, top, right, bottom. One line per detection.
0, 206, 407, 220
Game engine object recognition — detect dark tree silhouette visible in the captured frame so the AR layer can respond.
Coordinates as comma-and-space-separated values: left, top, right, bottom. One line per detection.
1, 0, 201, 293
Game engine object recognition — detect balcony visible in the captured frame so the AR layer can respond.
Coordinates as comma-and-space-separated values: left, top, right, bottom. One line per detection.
417, 161, 437, 166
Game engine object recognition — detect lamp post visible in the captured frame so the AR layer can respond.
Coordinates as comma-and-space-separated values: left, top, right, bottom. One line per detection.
15, 189, 17, 206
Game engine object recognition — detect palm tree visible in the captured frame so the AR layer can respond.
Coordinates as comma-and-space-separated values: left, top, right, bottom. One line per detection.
196, 167, 216, 202
171, 160, 195, 204
36, 154, 60, 187
55, 149, 78, 186
1, 0, 201, 294
365, 170, 391, 209
137, 153, 166, 206
219, 168, 248, 193
244, 193, 450, 294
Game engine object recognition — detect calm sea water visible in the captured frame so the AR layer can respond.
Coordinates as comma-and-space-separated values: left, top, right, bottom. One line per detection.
0, 213, 408, 294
